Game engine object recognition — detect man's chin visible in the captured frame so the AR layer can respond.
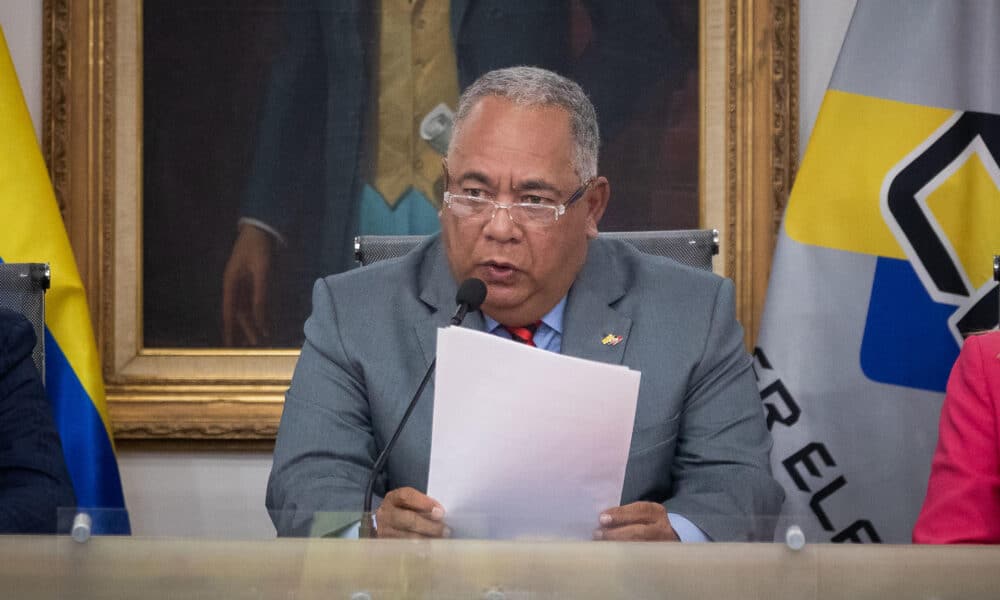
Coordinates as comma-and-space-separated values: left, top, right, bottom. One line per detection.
480, 293, 530, 322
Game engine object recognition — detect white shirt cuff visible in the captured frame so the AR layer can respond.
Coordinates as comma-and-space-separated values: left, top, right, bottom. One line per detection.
238, 217, 286, 246
668, 513, 711, 542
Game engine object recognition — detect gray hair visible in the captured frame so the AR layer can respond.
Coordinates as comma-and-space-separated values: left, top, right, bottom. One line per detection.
449, 66, 600, 182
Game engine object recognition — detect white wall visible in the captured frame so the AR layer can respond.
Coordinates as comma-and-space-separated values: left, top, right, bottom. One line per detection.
118, 451, 274, 538
1, 1, 855, 539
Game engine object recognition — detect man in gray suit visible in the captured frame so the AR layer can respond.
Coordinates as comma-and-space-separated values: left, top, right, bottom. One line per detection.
267, 66, 783, 541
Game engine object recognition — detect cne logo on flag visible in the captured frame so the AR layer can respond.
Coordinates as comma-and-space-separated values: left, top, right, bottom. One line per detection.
759, 0, 1000, 544
862, 111, 1000, 392
761, 95, 1000, 543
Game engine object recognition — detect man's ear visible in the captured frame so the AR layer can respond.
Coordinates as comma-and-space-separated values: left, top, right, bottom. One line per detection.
584, 177, 609, 239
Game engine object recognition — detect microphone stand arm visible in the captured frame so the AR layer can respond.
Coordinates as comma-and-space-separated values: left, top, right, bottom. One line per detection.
359, 300, 475, 538
360, 357, 437, 538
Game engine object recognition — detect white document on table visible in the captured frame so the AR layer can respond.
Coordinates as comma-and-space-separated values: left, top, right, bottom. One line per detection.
426, 326, 641, 540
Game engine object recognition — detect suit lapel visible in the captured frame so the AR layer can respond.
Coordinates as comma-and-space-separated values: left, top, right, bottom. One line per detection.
561, 239, 632, 365
413, 237, 486, 367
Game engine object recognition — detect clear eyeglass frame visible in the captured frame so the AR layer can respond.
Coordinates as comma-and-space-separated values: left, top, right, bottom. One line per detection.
442, 179, 593, 228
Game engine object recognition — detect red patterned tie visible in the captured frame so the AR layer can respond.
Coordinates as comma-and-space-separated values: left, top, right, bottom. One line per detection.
503, 322, 540, 347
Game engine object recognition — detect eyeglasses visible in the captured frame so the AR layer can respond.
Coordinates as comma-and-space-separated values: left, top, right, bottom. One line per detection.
443, 179, 593, 228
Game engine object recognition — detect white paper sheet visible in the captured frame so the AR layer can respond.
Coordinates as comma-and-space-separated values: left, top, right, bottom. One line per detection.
426, 326, 641, 540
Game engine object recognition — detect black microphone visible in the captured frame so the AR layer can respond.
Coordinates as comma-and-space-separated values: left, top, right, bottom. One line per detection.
448, 278, 488, 325
360, 278, 487, 538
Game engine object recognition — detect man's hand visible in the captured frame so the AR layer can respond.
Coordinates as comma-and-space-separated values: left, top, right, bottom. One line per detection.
222, 224, 274, 346
374, 487, 450, 539
594, 501, 679, 541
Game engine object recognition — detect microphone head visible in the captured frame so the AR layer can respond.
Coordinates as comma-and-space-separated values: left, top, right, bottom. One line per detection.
455, 278, 487, 311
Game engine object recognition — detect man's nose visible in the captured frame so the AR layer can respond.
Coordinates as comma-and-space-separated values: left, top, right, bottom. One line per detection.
482, 203, 521, 241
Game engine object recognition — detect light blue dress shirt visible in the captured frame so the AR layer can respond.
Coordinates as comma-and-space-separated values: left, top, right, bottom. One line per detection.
486, 298, 710, 543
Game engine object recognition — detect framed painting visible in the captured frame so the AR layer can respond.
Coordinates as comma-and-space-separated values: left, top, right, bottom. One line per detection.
43, 0, 797, 440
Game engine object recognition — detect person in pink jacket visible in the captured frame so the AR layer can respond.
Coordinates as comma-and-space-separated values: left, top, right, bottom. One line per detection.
913, 331, 1000, 544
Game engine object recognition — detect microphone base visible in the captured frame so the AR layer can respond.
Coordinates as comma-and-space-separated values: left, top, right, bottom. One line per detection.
359, 512, 377, 539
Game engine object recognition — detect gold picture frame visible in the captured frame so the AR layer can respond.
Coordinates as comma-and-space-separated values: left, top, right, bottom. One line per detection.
43, 0, 797, 440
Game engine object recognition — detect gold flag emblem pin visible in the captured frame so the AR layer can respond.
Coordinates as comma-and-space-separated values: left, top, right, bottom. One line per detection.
601, 334, 623, 346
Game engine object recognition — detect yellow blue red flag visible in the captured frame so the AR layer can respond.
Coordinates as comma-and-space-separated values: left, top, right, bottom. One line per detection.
0, 28, 129, 533
756, 0, 999, 543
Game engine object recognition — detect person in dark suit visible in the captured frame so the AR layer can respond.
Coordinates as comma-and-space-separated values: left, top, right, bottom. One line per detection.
267, 67, 782, 541
0, 308, 76, 534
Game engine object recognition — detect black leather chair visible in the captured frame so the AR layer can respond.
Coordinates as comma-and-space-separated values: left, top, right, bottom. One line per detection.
0, 263, 50, 379
354, 229, 719, 272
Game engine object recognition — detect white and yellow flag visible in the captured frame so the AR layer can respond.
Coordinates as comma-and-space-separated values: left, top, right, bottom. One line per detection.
756, 0, 999, 542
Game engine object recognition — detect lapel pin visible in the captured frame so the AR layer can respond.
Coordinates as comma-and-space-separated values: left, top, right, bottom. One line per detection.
601, 333, 623, 347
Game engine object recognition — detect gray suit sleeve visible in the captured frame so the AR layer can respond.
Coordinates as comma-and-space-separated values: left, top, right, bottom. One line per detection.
266, 278, 377, 537
665, 278, 784, 541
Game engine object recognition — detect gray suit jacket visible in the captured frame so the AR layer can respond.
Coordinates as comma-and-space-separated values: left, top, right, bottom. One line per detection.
267, 234, 783, 539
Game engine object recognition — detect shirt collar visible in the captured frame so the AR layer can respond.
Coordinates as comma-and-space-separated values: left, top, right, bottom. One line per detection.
484, 296, 567, 334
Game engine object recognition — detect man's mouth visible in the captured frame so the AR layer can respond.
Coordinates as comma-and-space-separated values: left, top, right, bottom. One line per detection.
479, 260, 518, 282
